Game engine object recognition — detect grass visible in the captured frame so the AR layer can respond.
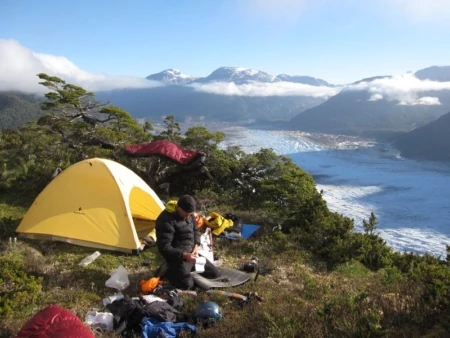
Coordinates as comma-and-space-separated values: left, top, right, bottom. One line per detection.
0, 192, 448, 338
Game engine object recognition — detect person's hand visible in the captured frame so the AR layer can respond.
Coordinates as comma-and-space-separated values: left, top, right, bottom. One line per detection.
191, 245, 199, 257
183, 252, 197, 264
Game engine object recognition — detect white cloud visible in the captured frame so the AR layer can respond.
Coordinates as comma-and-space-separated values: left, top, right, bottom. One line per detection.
399, 97, 441, 106
369, 93, 383, 101
189, 81, 340, 98
0, 39, 162, 94
348, 73, 450, 105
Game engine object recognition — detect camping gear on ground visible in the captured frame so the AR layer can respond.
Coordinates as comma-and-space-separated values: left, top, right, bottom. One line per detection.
15, 158, 164, 254
206, 290, 248, 302
240, 224, 261, 238
239, 257, 261, 282
206, 290, 265, 303
220, 212, 243, 238
151, 285, 186, 311
191, 267, 251, 289
78, 251, 101, 267
247, 292, 265, 302
102, 293, 125, 306
105, 265, 130, 291
240, 257, 259, 273
204, 211, 234, 236
106, 297, 188, 336
176, 289, 198, 297
142, 259, 152, 267
223, 213, 242, 233
16, 304, 95, 338
219, 223, 261, 240
141, 317, 197, 338
141, 294, 167, 304
85, 311, 114, 331
140, 276, 163, 293
192, 301, 223, 327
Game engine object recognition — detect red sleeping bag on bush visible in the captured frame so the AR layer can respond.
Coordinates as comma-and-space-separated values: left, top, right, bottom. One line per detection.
16, 305, 94, 338
124, 140, 205, 165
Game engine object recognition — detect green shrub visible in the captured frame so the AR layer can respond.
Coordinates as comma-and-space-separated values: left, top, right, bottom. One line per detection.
378, 266, 405, 286
335, 260, 372, 280
0, 253, 43, 316
318, 292, 388, 337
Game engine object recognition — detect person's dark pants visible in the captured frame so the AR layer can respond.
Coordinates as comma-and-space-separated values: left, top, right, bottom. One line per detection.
165, 258, 220, 290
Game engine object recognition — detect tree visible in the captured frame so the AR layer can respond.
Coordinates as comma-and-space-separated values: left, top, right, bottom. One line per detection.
0, 74, 153, 192
446, 245, 450, 265
363, 212, 378, 235
157, 115, 181, 142
36, 73, 150, 149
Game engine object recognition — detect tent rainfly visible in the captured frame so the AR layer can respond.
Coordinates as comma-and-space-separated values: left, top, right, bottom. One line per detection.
16, 158, 164, 254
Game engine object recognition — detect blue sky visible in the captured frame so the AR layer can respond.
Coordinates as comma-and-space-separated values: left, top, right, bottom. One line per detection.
1, 0, 450, 84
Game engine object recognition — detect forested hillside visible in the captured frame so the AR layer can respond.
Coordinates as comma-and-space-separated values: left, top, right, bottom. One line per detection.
0, 91, 43, 129
395, 110, 450, 161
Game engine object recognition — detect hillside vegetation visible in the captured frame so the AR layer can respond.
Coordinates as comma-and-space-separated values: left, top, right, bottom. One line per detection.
0, 91, 43, 130
1, 74, 450, 337
394, 111, 450, 162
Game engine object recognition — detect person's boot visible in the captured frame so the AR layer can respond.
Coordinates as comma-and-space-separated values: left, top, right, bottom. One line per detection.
153, 261, 168, 278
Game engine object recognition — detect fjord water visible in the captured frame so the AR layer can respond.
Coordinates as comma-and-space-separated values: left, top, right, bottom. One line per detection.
219, 124, 450, 258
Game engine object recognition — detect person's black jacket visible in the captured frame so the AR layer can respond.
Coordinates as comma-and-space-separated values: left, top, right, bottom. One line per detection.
155, 208, 201, 264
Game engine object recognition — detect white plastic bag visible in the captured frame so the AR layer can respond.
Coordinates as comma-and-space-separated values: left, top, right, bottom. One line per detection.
105, 265, 129, 291
85, 311, 114, 331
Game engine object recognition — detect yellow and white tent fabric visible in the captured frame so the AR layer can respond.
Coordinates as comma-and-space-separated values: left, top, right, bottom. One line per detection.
16, 158, 164, 253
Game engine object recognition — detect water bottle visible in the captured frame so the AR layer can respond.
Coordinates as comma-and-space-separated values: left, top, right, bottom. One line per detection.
102, 293, 124, 306
78, 251, 101, 267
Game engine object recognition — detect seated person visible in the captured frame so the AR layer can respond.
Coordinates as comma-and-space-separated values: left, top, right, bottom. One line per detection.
155, 195, 220, 289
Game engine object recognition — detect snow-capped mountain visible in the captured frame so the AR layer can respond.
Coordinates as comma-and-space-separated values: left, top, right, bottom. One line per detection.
193, 66, 276, 84
145, 69, 198, 84
145, 66, 332, 86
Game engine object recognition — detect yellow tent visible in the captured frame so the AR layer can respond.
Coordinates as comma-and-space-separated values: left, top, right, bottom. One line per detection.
16, 158, 164, 253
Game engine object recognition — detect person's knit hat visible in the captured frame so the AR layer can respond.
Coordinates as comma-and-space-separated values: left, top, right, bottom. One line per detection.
177, 195, 196, 213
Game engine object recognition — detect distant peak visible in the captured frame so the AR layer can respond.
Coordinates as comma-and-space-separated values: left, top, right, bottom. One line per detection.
414, 65, 450, 82
146, 68, 198, 84
198, 66, 275, 83
162, 68, 181, 73
216, 66, 247, 71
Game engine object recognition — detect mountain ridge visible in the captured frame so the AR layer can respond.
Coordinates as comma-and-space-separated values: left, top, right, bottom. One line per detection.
145, 66, 333, 86
394, 110, 450, 162
287, 66, 450, 137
